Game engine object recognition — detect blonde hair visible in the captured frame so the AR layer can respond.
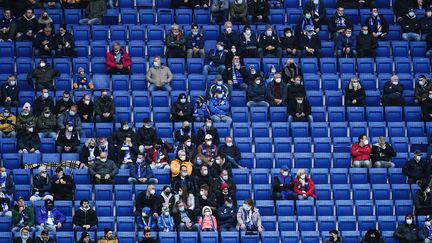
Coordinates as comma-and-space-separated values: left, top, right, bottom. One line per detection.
85, 138, 96, 147
296, 169, 306, 178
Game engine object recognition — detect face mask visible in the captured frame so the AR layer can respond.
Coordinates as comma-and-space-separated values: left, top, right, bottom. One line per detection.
353, 82, 359, 88
250, 69, 256, 75
226, 27, 232, 32
153, 62, 159, 67
286, 32, 292, 38
206, 122, 212, 128
0, 172, 6, 177
122, 125, 129, 131
392, 81, 399, 85
202, 170, 208, 176
205, 211, 211, 216
300, 175, 306, 180
84, 100, 90, 105
231, 48, 236, 53
227, 203, 233, 208
222, 175, 228, 180
145, 125, 152, 129
282, 171, 288, 177
28, 127, 34, 133
22, 111, 29, 116
100, 158, 107, 162
364, 140, 369, 145
244, 205, 251, 211
266, 31, 272, 36
3, 112, 9, 117
21, 235, 29, 240
181, 172, 188, 177
245, 30, 251, 35
275, 78, 282, 83
180, 98, 186, 103
196, 159, 202, 165
9, 81, 15, 86
236, 0, 243, 4
185, 141, 191, 147
192, 31, 198, 36
180, 155, 187, 161
200, 191, 205, 196
419, 80, 425, 86
216, 80, 223, 85
206, 141, 212, 146
427, 12, 432, 17
63, 97, 69, 102
217, 46, 224, 51
226, 142, 233, 147
217, 94, 224, 99
427, 188, 431, 193
255, 80, 261, 85
305, 13, 311, 19
179, 207, 185, 211
409, 11, 415, 17
69, 111, 76, 116
416, 155, 421, 161
164, 212, 170, 216
296, 99, 303, 104
406, 219, 413, 225
178, 190, 183, 195
40, 62, 46, 68
361, 30, 368, 35
42, 93, 49, 99
345, 33, 351, 37
215, 159, 221, 165
429, 95, 432, 99
313, 0, 319, 4
150, 189, 155, 195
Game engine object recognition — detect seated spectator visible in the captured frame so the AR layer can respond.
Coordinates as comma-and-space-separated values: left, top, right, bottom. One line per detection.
110, 121, 136, 148
80, 138, 100, 166
421, 8, 432, 40
198, 134, 219, 162
328, 7, 353, 40
27, 58, 60, 91
203, 42, 227, 81
78, 231, 91, 243
280, 28, 299, 57
116, 136, 138, 169
194, 165, 214, 192
213, 155, 234, 177
57, 105, 83, 138
222, 56, 249, 91
95, 90, 115, 122
419, 215, 432, 242
56, 121, 80, 153
171, 150, 193, 178
288, 94, 312, 122
106, 42, 131, 75
193, 96, 211, 122
249, 0, 270, 23
89, 152, 119, 184
394, 214, 421, 242
295, 10, 320, 36
52, 25, 75, 57
98, 228, 117, 243
98, 136, 116, 160
237, 199, 263, 232
17, 103, 36, 134
293, 169, 316, 200
197, 118, 220, 146
36, 229, 55, 243
51, 167, 75, 200
239, 25, 258, 58
365, 7, 389, 40
218, 21, 240, 52
159, 186, 175, 211
198, 206, 218, 231
360, 229, 384, 243
33, 26, 54, 57
30, 166, 52, 203
33, 88, 55, 117
336, 28, 357, 57
401, 8, 421, 41
74, 67, 93, 90
18, 121, 40, 154
351, 134, 372, 168
209, 89, 232, 123
213, 166, 236, 193
0, 9, 16, 41
304, 0, 327, 25
171, 93, 193, 122
208, 75, 230, 100
211, 0, 229, 24
173, 201, 199, 231
1, 75, 19, 107
146, 56, 173, 92
55, 91, 73, 115
0, 171, 11, 216
415, 75, 432, 105
186, 24, 205, 58
177, 136, 197, 162
281, 59, 302, 84
38, 10, 54, 30
12, 197, 35, 237
136, 118, 158, 153
0, 107, 16, 138
327, 230, 342, 243
77, 94, 94, 123
394, 0, 417, 21
157, 207, 175, 232
165, 24, 186, 58
35, 199, 65, 236
136, 184, 159, 216
345, 77, 366, 106
138, 207, 157, 231
415, 180, 432, 215
266, 73, 288, 106
357, 25, 378, 58
258, 25, 281, 58
299, 25, 322, 57
422, 89, 432, 121
195, 184, 218, 216
129, 152, 158, 185
230, 0, 248, 24
403, 150, 428, 184
217, 198, 237, 231
219, 137, 243, 169
371, 136, 396, 168
381, 75, 404, 106
146, 139, 172, 170
73, 199, 98, 231
13, 227, 34, 243
175, 121, 196, 145
246, 76, 269, 107
79, 0, 106, 25
15, 8, 39, 41
173, 186, 195, 210
272, 166, 295, 200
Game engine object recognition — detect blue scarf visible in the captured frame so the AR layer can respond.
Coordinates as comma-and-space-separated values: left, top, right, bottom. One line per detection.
232, 65, 243, 85
369, 15, 382, 32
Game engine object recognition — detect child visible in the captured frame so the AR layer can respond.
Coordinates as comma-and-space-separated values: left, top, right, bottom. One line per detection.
193, 96, 211, 122
157, 207, 175, 232
74, 67, 93, 90
198, 206, 218, 232
138, 207, 157, 231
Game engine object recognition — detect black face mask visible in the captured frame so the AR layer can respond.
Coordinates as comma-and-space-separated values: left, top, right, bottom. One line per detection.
89, 145, 95, 149
45, 204, 53, 210
183, 126, 190, 131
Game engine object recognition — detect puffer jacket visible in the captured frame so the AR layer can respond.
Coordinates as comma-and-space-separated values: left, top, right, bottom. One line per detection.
236, 205, 262, 230
350, 143, 372, 161
0, 114, 16, 133
36, 113, 57, 133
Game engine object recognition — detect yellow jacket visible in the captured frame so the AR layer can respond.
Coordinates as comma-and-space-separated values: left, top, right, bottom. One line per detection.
170, 159, 193, 178
0, 114, 16, 133
97, 238, 118, 243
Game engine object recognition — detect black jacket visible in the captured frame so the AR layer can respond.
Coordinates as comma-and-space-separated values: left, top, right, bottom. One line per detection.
32, 174, 52, 196
394, 222, 422, 243
1, 83, 19, 105
195, 193, 218, 215
415, 190, 432, 212
73, 208, 98, 227
394, 0, 417, 19
33, 32, 54, 51
422, 97, 432, 118
370, 143, 396, 163
33, 96, 55, 116
16, 15, 39, 35
383, 81, 404, 96
136, 192, 159, 215
218, 144, 241, 163
174, 128, 196, 145
401, 15, 421, 34
288, 99, 311, 117
194, 174, 213, 193
135, 127, 158, 147
249, 0, 269, 22
197, 126, 220, 146
14, 238, 35, 243
258, 32, 280, 55
222, 65, 250, 85
18, 131, 40, 151
287, 83, 306, 100
79, 146, 101, 165
266, 81, 288, 105
299, 34, 321, 50
328, 14, 353, 34
365, 14, 389, 34
51, 175, 75, 200
345, 85, 366, 104
206, 49, 227, 67
403, 159, 428, 181
171, 175, 195, 194
173, 209, 197, 227
110, 127, 136, 147
77, 98, 94, 122
95, 96, 115, 116
171, 95, 193, 122
35, 237, 55, 243
217, 205, 237, 228
27, 66, 60, 88
217, 31, 240, 50
247, 82, 267, 102
303, 0, 327, 24
55, 98, 74, 115
116, 144, 139, 166
356, 33, 378, 51
281, 64, 302, 83
56, 129, 80, 148
421, 16, 432, 35
279, 35, 298, 50
52, 32, 75, 50
239, 33, 259, 57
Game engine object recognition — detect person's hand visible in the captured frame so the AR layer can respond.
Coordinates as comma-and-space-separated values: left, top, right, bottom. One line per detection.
338, 29, 344, 33
303, 194, 307, 198
202, 195, 207, 200
315, 28, 320, 32
5, 97, 10, 101
95, 174, 101, 179
153, 213, 158, 217
138, 178, 147, 183
104, 174, 110, 179
296, 113, 301, 118
83, 115, 88, 119
64, 146, 71, 152
40, 223, 44, 227
346, 48, 350, 53
179, 111, 184, 116
240, 223, 246, 230
42, 40, 49, 45
26, 31, 32, 36
352, 99, 357, 104
379, 152, 385, 157
83, 225, 90, 230
257, 15, 262, 20
186, 222, 192, 228
60, 179, 66, 184
258, 226, 263, 233
300, 112, 305, 117
314, 18, 320, 22
19, 206, 25, 212
65, 42, 71, 48
57, 222, 62, 229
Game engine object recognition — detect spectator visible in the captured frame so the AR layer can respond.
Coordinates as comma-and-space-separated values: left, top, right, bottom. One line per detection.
146, 56, 173, 92
0, 9, 16, 41
239, 25, 258, 58
172, 164, 195, 195
209, 89, 232, 123
421, 8, 432, 40
129, 152, 158, 184
303, 0, 327, 26
79, 0, 106, 25
33, 26, 54, 57
116, 136, 138, 169
401, 8, 421, 41
12, 197, 35, 236
222, 56, 249, 91
136, 118, 158, 153
97, 137, 115, 161
33, 88, 55, 117
52, 25, 75, 57
382, 75, 404, 106
230, 0, 248, 24
35, 229, 55, 243
422, 89, 432, 121
266, 73, 288, 106
74, 67, 93, 90
110, 121, 136, 147
213, 155, 234, 178
51, 167, 75, 200
30, 166, 52, 203
371, 136, 396, 168
218, 21, 240, 51
193, 96, 211, 122
106, 42, 131, 75
195, 184, 218, 215
249, 0, 270, 23
173, 201, 199, 231
208, 75, 230, 100
328, 7, 353, 40
1, 75, 19, 107
197, 118, 220, 146
38, 10, 54, 30
27, 58, 60, 91
281, 59, 302, 84
78, 231, 91, 243
13, 227, 34, 243
404, 150, 428, 183
360, 229, 384, 243
186, 24, 205, 58
56, 121, 80, 153
94, 90, 115, 122
345, 76, 366, 106
159, 186, 175, 211
295, 10, 319, 36
15, 8, 39, 41
293, 169, 316, 200
237, 199, 263, 232
35, 199, 65, 236
394, 0, 417, 21
0, 169, 11, 215
55, 91, 73, 115
80, 138, 100, 166
217, 198, 237, 231
246, 76, 269, 107
171, 93, 193, 122
280, 28, 299, 57
73, 199, 98, 231
89, 152, 119, 184
203, 42, 227, 82
287, 76, 306, 98
194, 165, 214, 192
351, 134, 372, 168
213, 166, 236, 193
157, 207, 175, 232
138, 207, 157, 231
419, 215, 432, 242
415, 75, 432, 105
136, 184, 159, 216
198, 134, 219, 161
0, 107, 16, 138
219, 136, 243, 168
165, 24, 186, 58
18, 121, 40, 154
327, 229, 342, 243
97, 228, 117, 243
171, 150, 193, 178
365, 7, 389, 40
288, 94, 312, 122
77, 94, 94, 123
394, 214, 421, 243
198, 206, 218, 231
258, 25, 281, 58
17, 103, 36, 134
357, 25, 378, 58
299, 25, 322, 57
211, 0, 229, 24
173, 186, 195, 210
177, 136, 197, 162
174, 121, 196, 145
272, 166, 295, 200
336, 28, 357, 57
415, 180, 432, 215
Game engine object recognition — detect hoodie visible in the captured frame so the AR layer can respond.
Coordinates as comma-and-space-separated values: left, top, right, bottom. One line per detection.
401, 12, 421, 34
171, 93, 193, 121
16, 14, 39, 35
198, 206, 218, 231
394, 214, 422, 243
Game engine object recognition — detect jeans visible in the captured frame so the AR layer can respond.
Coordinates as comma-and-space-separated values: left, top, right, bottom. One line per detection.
186, 49, 205, 59
74, 226, 98, 231
301, 49, 322, 57
203, 65, 225, 81
150, 163, 170, 170
128, 177, 159, 184
96, 114, 115, 122
0, 131, 16, 138
274, 191, 296, 200
402, 32, 421, 41
374, 161, 395, 168
337, 49, 357, 58
224, 155, 243, 169
19, 149, 40, 154
258, 47, 282, 58
219, 225, 237, 231
34, 49, 56, 57
36, 224, 57, 237
178, 223, 199, 231
298, 195, 314, 200
246, 101, 269, 107
288, 115, 313, 123
56, 146, 81, 153
120, 163, 134, 170
148, 84, 172, 92
352, 160, 372, 168
79, 18, 102, 25
38, 132, 57, 139
211, 114, 232, 123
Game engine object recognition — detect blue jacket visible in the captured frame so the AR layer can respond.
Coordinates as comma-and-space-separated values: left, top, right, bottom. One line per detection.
35, 207, 65, 225
209, 98, 230, 116
247, 82, 267, 102
186, 32, 205, 49
336, 33, 357, 51
138, 215, 158, 230
193, 102, 211, 119
0, 174, 14, 196
130, 161, 154, 179
158, 215, 175, 232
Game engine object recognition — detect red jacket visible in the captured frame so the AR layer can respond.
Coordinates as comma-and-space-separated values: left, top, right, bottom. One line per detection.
350, 143, 372, 162
106, 48, 132, 71
293, 176, 316, 199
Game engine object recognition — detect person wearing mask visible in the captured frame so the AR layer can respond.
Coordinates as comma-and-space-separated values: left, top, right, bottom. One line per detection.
110, 121, 136, 148
230, 0, 248, 24
293, 169, 316, 200
218, 21, 240, 51
30, 166, 51, 203
303, 0, 327, 26
217, 198, 237, 231
299, 25, 322, 57
97, 228, 118, 243
35, 229, 55, 243
249, 0, 270, 23
186, 24, 205, 59
174, 121, 196, 145
177, 136, 197, 162
171, 150, 194, 178
419, 215, 432, 242
288, 94, 312, 122
0, 9, 16, 41
171, 93, 193, 122
403, 150, 428, 184
157, 207, 175, 232
198, 206, 218, 231
272, 166, 295, 200
146, 56, 173, 92
18, 121, 40, 154
239, 25, 258, 58
73, 199, 98, 231
203, 42, 227, 82
1, 75, 19, 107
0, 107, 16, 138
56, 122, 80, 153
422, 89, 432, 121
213, 167, 236, 193
382, 75, 404, 106
209, 89, 232, 123
415, 180, 432, 215
0, 168, 12, 216
89, 152, 119, 184
356, 25, 378, 58
195, 184, 218, 216
33, 88, 55, 117
351, 134, 372, 168
13, 227, 35, 243
211, 0, 229, 24
370, 136, 396, 168
135, 184, 159, 216
159, 186, 175, 212
213, 155, 233, 177
208, 75, 231, 100
129, 152, 158, 185
281, 59, 302, 84
415, 75, 432, 105
55, 91, 73, 115
79, 0, 107, 25
197, 118, 220, 146
197, 134, 219, 162
421, 8, 432, 40
173, 201, 199, 231
146, 139, 172, 170
361, 229, 384, 243
51, 167, 75, 200
15, 8, 39, 41
174, 186, 195, 211
222, 56, 249, 91
194, 165, 214, 193
327, 229, 342, 243
98, 137, 115, 161
328, 7, 353, 40
365, 7, 389, 40
35, 199, 65, 236
78, 231, 92, 243
172, 165, 196, 196
80, 138, 100, 166
345, 77, 366, 106
280, 28, 299, 57
137, 207, 157, 231
401, 8, 422, 41
94, 90, 115, 122
246, 76, 269, 107
27, 58, 60, 91
33, 26, 55, 57
266, 73, 288, 106
116, 136, 139, 169
74, 67, 93, 90
12, 197, 35, 237
286, 75, 306, 98
17, 103, 35, 134
77, 94, 94, 123
165, 24, 186, 58
295, 10, 320, 36
394, 214, 422, 243
193, 96, 211, 122
135, 118, 158, 153
105, 42, 131, 75
237, 199, 263, 232
38, 11, 54, 30
219, 136, 243, 168
336, 28, 357, 57
52, 25, 75, 57
258, 25, 281, 58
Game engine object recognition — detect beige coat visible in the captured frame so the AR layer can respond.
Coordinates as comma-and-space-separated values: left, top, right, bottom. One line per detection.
146, 65, 173, 87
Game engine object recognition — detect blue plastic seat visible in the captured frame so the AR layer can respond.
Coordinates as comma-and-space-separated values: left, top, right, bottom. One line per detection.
274, 153, 293, 168
95, 123, 114, 138
240, 153, 254, 168
286, 8, 303, 24
325, 90, 343, 106
13, 169, 31, 185
392, 184, 410, 200
306, 90, 324, 106
311, 122, 329, 138
338, 216, 357, 231
250, 107, 268, 122
406, 122, 425, 137
369, 168, 388, 184
353, 184, 371, 200
339, 58, 356, 74
294, 138, 312, 153
392, 41, 409, 57
236, 184, 252, 201
357, 58, 374, 74
232, 169, 249, 184
333, 139, 351, 154
394, 57, 412, 74
251, 168, 269, 184
56, 232, 74, 243
358, 215, 377, 231
328, 107, 346, 122
75, 185, 92, 201
54, 201, 73, 217
231, 91, 246, 107
194, 9, 210, 24
157, 9, 174, 25
255, 137, 272, 153
95, 201, 114, 216
347, 107, 365, 122
313, 138, 331, 153
271, 122, 290, 138
276, 200, 295, 216
366, 107, 384, 122
356, 200, 374, 216
375, 200, 394, 216
395, 200, 413, 216
335, 200, 354, 216
281, 232, 300, 243
301, 231, 320, 243
16, 42, 33, 58
302, 74, 320, 90
410, 41, 427, 57
301, 58, 318, 73
330, 168, 349, 184
294, 153, 312, 168
376, 57, 393, 73
2, 154, 21, 170
378, 216, 397, 231
316, 200, 334, 216
256, 201, 274, 217
291, 122, 309, 137
320, 58, 337, 74
388, 122, 406, 137
330, 122, 348, 137
350, 168, 368, 184
311, 107, 326, 122
413, 57, 430, 74
121, 9, 137, 24
252, 123, 270, 138
296, 200, 315, 216
318, 216, 337, 232
321, 41, 334, 57
255, 153, 274, 168
94, 184, 113, 201
321, 74, 339, 91
14, 185, 31, 200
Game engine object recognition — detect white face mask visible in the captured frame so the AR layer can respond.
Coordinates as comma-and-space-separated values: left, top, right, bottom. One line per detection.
84, 100, 90, 105
28, 127, 34, 133
215, 159, 221, 165
426, 221, 431, 227
419, 81, 425, 86
69, 111, 76, 116
266, 31, 272, 36
181, 172, 188, 177
63, 97, 69, 102
206, 141, 212, 146
416, 155, 422, 161
362, 30, 369, 35
305, 13, 311, 19
345, 33, 351, 37
9, 80, 16, 86
153, 62, 159, 67
353, 82, 359, 88
429, 95, 432, 99
180, 98, 186, 103
427, 188, 431, 193
179, 207, 185, 211
150, 189, 155, 195
123, 126, 129, 130
245, 30, 251, 35
236, 0, 243, 4
226, 27, 232, 33
282, 171, 288, 177
408, 11, 415, 17
255, 80, 261, 85
217, 46, 224, 51
200, 191, 205, 196
296, 99, 303, 104
222, 175, 228, 180
300, 175, 306, 180
286, 32, 292, 38
206, 122, 212, 127
205, 211, 211, 216
275, 78, 281, 83
40, 62, 46, 68
217, 94, 224, 99
373, 12, 378, 17
217, 80, 223, 85
100, 158, 107, 162
226, 142, 233, 147
231, 48, 236, 53
67, 126, 73, 132
313, 0, 319, 4
42, 93, 49, 99
185, 141, 191, 147
406, 219, 413, 225
202, 170, 208, 176
392, 80, 399, 85
243, 205, 251, 211
179, 156, 186, 161
364, 139, 369, 145
0, 172, 6, 177
164, 212, 170, 216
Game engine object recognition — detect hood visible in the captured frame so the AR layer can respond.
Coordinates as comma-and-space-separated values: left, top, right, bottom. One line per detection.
364, 229, 381, 241
202, 206, 213, 216
176, 93, 188, 103
23, 14, 35, 21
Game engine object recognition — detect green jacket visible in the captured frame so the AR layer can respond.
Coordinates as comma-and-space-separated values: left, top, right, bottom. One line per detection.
165, 32, 186, 50
12, 205, 35, 227
36, 113, 57, 133
86, 0, 107, 19
88, 159, 119, 178
95, 97, 115, 116
16, 112, 36, 133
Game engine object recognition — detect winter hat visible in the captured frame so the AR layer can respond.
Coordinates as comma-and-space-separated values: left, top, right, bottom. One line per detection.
220, 183, 229, 190
142, 207, 151, 215
104, 228, 111, 236
23, 102, 31, 110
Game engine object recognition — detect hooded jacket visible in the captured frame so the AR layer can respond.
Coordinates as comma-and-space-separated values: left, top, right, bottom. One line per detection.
401, 14, 421, 33
209, 97, 230, 116
12, 204, 34, 227
16, 14, 39, 35
198, 206, 218, 230
328, 12, 353, 33
106, 47, 131, 71
135, 126, 158, 147
165, 30, 186, 51
394, 215, 422, 243
33, 32, 54, 51
361, 229, 385, 243
236, 205, 262, 230
336, 32, 357, 51
403, 158, 428, 181
32, 174, 52, 196
345, 82, 366, 104
95, 96, 115, 117
56, 128, 80, 148
230, 0, 248, 19
17, 112, 36, 133
415, 81, 432, 101
35, 206, 65, 225
36, 112, 57, 133
73, 206, 98, 227
350, 143, 372, 161
1, 82, 19, 105
171, 94, 193, 121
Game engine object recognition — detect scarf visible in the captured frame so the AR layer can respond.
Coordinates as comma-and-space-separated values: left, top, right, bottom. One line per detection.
369, 15, 382, 32
141, 216, 152, 227
121, 144, 131, 162
243, 32, 251, 41
0, 192, 8, 212
314, 2, 320, 16
335, 16, 347, 28
65, 113, 77, 126
232, 65, 244, 85
114, 51, 122, 64
0, 175, 6, 189
243, 208, 253, 229
161, 216, 174, 230
161, 193, 173, 208
302, 18, 314, 31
